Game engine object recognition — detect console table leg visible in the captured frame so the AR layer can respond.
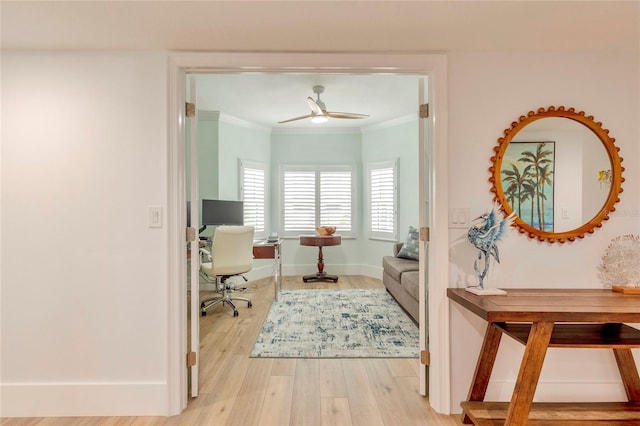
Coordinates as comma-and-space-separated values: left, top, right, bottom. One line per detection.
462, 322, 503, 424
613, 348, 640, 401
504, 321, 553, 426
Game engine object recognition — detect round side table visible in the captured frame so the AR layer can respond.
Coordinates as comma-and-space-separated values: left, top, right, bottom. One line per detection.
299, 234, 342, 283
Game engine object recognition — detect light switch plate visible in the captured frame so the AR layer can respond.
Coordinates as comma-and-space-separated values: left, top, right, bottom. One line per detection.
149, 206, 162, 228
449, 208, 470, 229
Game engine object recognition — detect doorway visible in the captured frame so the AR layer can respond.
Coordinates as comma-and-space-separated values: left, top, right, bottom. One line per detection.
167, 52, 450, 415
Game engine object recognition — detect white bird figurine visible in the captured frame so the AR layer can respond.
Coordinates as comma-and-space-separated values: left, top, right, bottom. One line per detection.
467, 204, 515, 289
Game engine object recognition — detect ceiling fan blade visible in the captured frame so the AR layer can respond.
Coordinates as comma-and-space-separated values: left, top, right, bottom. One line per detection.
326, 111, 369, 119
281, 87, 368, 123
306, 97, 324, 114
277, 113, 313, 124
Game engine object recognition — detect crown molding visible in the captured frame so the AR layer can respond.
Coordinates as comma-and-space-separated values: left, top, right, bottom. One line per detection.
198, 110, 220, 121
219, 113, 271, 132
197, 111, 416, 134
197, 110, 271, 133
271, 127, 362, 135
361, 114, 417, 133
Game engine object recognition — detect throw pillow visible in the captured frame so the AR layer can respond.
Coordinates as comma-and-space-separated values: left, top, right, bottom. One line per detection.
397, 226, 419, 260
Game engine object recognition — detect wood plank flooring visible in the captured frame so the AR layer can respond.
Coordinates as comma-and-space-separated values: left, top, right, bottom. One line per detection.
1, 275, 462, 426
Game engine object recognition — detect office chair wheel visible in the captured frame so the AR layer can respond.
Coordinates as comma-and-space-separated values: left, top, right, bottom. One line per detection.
201, 311, 207, 317
233, 310, 239, 317
248, 301, 253, 308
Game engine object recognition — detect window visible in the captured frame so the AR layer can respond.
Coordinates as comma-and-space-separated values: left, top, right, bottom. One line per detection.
240, 160, 267, 239
281, 165, 355, 237
367, 160, 398, 240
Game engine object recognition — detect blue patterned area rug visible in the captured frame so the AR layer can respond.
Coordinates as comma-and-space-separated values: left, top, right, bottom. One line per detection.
250, 289, 419, 358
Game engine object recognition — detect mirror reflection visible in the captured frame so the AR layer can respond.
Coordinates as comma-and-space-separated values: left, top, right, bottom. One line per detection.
502, 118, 610, 233
490, 106, 624, 243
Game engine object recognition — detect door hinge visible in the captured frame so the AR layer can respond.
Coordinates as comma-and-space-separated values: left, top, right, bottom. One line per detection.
187, 351, 197, 367
185, 102, 196, 118
419, 103, 429, 119
420, 227, 430, 242
186, 227, 197, 243
420, 350, 430, 366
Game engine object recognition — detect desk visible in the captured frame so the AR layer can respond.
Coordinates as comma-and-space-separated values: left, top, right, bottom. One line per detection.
253, 239, 283, 300
299, 234, 341, 283
447, 288, 640, 425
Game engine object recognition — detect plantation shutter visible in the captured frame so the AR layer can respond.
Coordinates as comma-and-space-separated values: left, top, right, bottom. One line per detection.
369, 160, 398, 240
283, 170, 316, 234
240, 161, 266, 239
282, 165, 355, 237
320, 171, 352, 232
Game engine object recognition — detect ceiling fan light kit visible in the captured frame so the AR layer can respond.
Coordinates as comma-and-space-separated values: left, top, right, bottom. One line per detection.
278, 85, 369, 124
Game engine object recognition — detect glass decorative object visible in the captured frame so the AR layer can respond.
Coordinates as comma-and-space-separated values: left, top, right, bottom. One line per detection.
466, 203, 515, 295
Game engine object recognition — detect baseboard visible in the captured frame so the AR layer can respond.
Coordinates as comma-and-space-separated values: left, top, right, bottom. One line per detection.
198, 264, 275, 291
199, 264, 382, 290
0, 382, 168, 417
243, 264, 275, 281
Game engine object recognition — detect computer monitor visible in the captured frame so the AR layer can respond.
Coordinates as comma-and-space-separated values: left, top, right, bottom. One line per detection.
201, 199, 244, 227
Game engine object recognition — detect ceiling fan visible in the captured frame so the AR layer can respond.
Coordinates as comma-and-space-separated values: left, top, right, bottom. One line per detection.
278, 85, 369, 124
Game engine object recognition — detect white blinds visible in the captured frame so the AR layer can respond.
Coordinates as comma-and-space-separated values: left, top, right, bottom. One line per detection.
282, 166, 354, 236
283, 170, 316, 233
240, 162, 266, 237
320, 171, 352, 232
369, 161, 397, 240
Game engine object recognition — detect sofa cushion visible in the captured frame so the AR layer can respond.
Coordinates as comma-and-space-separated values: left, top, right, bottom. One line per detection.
382, 255, 418, 284
401, 270, 420, 301
397, 226, 419, 260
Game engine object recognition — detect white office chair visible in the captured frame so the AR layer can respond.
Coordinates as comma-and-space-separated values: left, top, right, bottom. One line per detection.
199, 225, 255, 317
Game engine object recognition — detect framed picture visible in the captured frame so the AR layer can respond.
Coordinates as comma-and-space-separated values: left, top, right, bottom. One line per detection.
500, 141, 555, 232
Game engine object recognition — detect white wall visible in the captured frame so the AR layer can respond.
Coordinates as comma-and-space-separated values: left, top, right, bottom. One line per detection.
270, 131, 365, 276
218, 118, 271, 200
361, 118, 420, 276
186, 111, 219, 239
1, 52, 170, 415
447, 51, 640, 411
207, 118, 418, 280
1, 49, 638, 418
198, 113, 220, 202
217, 117, 273, 275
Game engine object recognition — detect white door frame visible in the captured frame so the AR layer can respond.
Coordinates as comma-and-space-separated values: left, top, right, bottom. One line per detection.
166, 52, 450, 415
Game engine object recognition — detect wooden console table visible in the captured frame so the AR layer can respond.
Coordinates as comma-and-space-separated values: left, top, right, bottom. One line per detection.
299, 234, 341, 283
447, 288, 640, 425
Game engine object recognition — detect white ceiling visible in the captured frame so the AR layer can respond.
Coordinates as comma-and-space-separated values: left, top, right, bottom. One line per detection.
192, 73, 421, 130
3, 1, 637, 130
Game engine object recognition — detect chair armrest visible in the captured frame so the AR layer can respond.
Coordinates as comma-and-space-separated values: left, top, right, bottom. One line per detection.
199, 248, 212, 261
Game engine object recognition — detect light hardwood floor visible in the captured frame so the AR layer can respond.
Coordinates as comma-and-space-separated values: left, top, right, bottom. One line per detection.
2, 276, 462, 426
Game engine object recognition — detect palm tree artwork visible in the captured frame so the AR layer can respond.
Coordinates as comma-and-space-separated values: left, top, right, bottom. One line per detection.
501, 142, 555, 232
